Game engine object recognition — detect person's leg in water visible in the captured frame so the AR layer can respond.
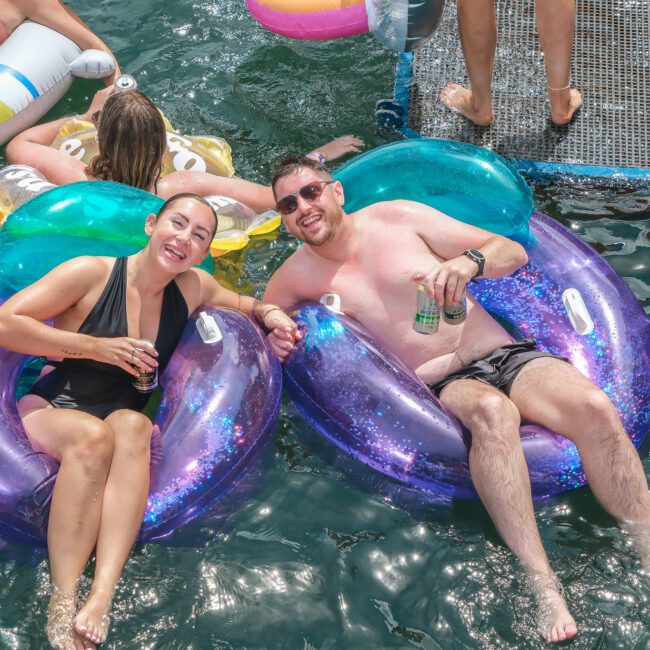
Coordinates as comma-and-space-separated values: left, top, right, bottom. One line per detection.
74, 409, 153, 645
510, 357, 650, 564
438, 379, 577, 644
439, 0, 496, 126
19, 396, 116, 650
536, 0, 582, 124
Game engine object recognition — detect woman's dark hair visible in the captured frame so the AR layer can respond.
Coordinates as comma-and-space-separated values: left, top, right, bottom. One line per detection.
158, 193, 219, 238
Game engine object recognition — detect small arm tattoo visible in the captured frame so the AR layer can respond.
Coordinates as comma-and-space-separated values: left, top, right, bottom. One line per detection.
60, 349, 82, 357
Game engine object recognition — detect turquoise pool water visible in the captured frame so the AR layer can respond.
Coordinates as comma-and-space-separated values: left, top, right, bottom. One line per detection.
0, 1, 649, 647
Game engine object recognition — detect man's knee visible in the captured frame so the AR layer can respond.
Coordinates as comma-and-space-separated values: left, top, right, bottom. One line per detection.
573, 386, 622, 438
469, 391, 521, 445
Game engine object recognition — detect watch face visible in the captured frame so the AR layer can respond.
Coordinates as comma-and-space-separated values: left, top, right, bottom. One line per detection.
464, 249, 484, 277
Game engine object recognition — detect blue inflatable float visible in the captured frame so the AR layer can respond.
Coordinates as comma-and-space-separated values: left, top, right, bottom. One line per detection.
0, 181, 214, 294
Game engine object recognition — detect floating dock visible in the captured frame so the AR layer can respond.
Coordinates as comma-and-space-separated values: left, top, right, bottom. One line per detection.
388, 0, 650, 182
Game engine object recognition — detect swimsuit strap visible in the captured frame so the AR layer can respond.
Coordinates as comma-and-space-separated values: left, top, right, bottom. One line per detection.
155, 278, 189, 371
77, 257, 128, 338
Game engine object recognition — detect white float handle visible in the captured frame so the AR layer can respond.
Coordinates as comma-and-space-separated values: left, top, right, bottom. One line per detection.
319, 293, 343, 314
196, 311, 222, 343
562, 288, 594, 335
68, 50, 116, 79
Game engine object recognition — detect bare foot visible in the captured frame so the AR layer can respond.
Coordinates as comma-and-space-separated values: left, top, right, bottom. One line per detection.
46, 587, 96, 650
439, 82, 494, 126
549, 87, 583, 126
529, 571, 578, 643
74, 589, 112, 646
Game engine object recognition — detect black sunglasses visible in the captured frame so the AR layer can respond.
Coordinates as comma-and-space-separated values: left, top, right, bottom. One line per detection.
276, 180, 334, 215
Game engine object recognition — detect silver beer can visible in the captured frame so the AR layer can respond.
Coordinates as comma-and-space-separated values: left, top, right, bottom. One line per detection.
114, 74, 138, 93
443, 292, 467, 324
132, 339, 158, 393
413, 283, 440, 334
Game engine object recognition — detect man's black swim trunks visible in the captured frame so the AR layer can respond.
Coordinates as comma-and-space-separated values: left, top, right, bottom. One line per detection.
428, 338, 569, 397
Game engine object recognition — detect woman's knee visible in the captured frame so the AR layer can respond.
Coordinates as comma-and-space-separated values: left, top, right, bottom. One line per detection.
68, 420, 115, 468
107, 410, 153, 457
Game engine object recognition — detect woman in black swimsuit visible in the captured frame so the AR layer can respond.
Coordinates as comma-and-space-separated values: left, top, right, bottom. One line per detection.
0, 193, 298, 650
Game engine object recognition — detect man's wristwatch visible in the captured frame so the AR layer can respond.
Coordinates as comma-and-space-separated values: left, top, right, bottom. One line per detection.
462, 248, 485, 278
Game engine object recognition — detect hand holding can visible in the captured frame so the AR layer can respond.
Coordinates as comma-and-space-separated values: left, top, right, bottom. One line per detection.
413, 283, 441, 334
132, 339, 158, 393
443, 291, 467, 324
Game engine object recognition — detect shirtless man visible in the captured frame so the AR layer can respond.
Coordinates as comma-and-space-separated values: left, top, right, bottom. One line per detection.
263, 156, 650, 644
0, 0, 120, 84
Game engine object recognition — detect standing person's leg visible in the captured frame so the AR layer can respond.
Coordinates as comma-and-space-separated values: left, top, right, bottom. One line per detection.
535, 0, 582, 124
439, 380, 577, 643
74, 410, 153, 646
19, 397, 115, 650
509, 357, 650, 559
439, 0, 497, 126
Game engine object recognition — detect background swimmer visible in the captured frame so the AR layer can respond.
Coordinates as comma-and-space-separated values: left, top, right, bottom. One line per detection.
0, 0, 120, 84
6, 86, 364, 210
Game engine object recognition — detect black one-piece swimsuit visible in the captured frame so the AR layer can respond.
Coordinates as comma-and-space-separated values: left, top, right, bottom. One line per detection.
29, 257, 189, 419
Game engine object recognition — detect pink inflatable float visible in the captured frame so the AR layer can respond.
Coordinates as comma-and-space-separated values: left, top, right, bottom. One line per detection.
246, 0, 445, 52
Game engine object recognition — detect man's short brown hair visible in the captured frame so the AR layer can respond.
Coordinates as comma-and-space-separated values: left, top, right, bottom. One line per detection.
271, 156, 333, 195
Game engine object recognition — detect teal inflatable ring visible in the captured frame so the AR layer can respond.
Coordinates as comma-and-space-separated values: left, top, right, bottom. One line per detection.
0, 181, 214, 293
333, 139, 534, 244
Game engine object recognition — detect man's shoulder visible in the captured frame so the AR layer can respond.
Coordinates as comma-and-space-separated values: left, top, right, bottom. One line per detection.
272, 246, 309, 277
356, 199, 422, 220
265, 247, 314, 295
354, 200, 431, 232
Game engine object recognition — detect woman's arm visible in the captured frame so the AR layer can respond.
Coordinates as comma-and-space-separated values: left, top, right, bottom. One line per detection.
190, 269, 301, 361
0, 257, 156, 376
6, 116, 87, 183
6, 87, 113, 184
24, 0, 121, 84
157, 172, 275, 212
307, 135, 365, 162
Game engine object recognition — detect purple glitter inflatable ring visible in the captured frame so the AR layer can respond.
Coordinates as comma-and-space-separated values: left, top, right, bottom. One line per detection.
0, 307, 281, 547
283, 211, 650, 500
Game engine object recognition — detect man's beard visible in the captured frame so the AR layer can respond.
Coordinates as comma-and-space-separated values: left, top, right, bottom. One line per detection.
301, 209, 341, 246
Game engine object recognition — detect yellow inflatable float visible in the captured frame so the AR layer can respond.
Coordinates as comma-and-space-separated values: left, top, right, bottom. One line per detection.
51, 113, 235, 178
